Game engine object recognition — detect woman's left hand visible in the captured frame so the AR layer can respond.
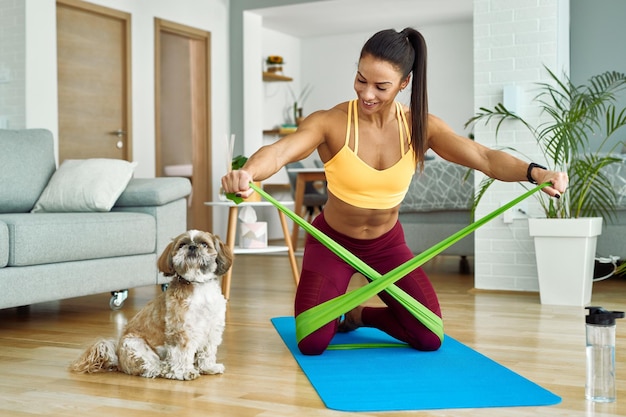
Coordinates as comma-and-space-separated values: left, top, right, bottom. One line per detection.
535, 169, 569, 198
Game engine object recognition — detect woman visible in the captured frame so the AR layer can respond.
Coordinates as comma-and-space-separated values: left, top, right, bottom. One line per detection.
222, 28, 568, 355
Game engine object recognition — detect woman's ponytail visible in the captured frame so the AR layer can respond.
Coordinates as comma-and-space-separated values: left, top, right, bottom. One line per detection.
402, 28, 428, 170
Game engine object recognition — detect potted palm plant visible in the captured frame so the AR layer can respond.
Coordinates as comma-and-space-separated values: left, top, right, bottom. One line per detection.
467, 67, 626, 306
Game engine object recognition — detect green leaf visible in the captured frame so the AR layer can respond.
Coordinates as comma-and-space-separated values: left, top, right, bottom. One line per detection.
231, 155, 248, 170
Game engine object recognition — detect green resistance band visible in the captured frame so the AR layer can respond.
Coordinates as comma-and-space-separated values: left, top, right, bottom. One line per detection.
232, 181, 549, 346
242, 183, 444, 340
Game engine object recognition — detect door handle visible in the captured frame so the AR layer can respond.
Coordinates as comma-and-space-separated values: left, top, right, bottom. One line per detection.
111, 129, 126, 138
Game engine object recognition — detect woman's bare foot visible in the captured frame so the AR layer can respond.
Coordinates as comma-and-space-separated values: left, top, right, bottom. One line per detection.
337, 306, 364, 333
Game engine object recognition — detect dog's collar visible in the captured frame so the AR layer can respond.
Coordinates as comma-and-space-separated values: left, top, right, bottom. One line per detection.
175, 274, 192, 285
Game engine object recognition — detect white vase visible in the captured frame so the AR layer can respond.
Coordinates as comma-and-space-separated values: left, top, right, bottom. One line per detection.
528, 217, 603, 306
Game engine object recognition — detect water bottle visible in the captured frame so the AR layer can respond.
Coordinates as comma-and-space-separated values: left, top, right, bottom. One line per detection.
585, 306, 624, 402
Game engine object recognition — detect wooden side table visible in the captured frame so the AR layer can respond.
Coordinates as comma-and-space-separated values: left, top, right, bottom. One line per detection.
204, 200, 299, 299
285, 167, 326, 251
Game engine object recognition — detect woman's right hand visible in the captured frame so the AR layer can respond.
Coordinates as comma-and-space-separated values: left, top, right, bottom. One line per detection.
221, 169, 255, 199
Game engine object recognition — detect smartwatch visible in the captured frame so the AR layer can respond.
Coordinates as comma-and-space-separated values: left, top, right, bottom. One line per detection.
527, 162, 547, 184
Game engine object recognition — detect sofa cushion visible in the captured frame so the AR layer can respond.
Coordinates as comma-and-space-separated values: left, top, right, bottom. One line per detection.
32, 159, 137, 213
400, 160, 474, 213
0, 129, 56, 213
115, 178, 192, 207
0, 221, 8, 268
603, 157, 626, 207
0, 212, 156, 266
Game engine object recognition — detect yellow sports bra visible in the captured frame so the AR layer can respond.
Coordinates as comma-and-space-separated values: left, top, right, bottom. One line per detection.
324, 100, 416, 209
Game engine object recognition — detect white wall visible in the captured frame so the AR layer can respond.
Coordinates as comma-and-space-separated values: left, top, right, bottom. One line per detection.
301, 32, 368, 116
571, 0, 626, 154
243, 11, 264, 161
0, 0, 26, 130
25, 0, 57, 149
472, 0, 569, 292
17, 0, 229, 183
422, 21, 474, 136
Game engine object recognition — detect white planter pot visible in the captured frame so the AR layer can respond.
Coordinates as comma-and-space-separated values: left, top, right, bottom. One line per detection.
528, 217, 603, 306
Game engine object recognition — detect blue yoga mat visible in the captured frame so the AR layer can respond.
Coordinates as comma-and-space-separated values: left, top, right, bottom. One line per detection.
271, 316, 561, 412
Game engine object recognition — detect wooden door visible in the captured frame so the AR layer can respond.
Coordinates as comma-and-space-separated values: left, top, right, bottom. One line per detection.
155, 19, 212, 231
56, 0, 131, 162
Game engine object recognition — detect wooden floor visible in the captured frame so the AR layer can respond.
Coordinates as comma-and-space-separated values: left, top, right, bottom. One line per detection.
0, 253, 624, 417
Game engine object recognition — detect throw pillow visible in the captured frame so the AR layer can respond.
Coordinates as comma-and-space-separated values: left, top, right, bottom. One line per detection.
31, 158, 138, 213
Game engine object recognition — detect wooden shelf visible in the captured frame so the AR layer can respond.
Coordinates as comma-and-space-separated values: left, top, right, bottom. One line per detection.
263, 127, 297, 136
262, 72, 293, 82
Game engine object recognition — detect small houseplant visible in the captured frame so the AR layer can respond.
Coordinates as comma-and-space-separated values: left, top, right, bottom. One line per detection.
467, 68, 626, 305
288, 83, 313, 125
266, 55, 284, 73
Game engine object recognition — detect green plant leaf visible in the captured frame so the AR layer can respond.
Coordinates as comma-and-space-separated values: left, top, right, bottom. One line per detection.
231, 155, 248, 170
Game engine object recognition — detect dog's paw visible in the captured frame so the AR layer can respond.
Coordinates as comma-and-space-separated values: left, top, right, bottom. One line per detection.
183, 369, 201, 380
164, 368, 200, 381
201, 363, 225, 375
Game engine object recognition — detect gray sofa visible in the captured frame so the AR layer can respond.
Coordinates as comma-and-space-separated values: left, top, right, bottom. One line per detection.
399, 159, 474, 272
0, 129, 191, 310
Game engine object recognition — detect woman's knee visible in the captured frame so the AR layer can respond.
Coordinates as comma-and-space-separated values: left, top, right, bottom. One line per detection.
406, 330, 442, 352
297, 339, 328, 356
297, 332, 333, 355
296, 321, 337, 355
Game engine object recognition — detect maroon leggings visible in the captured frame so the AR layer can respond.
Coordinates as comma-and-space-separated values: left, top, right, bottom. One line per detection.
294, 212, 442, 355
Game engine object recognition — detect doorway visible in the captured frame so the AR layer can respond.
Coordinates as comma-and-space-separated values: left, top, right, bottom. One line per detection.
155, 19, 212, 231
56, 0, 132, 162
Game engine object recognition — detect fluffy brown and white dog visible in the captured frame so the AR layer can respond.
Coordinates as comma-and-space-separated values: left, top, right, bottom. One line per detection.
70, 230, 233, 380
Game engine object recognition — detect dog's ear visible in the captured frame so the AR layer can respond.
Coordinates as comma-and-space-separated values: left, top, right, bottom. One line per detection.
213, 235, 233, 276
157, 240, 177, 276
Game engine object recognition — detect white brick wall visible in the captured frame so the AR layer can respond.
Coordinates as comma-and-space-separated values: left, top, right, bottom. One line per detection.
472, 0, 569, 292
0, 0, 26, 129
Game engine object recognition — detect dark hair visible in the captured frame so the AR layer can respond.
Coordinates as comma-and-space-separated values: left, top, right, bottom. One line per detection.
360, 28, 428, 170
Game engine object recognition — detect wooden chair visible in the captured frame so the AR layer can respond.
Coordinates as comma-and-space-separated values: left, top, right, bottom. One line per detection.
286, 161, 327, 222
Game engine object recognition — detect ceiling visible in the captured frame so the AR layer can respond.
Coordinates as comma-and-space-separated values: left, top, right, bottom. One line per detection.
252, 0, 473, 38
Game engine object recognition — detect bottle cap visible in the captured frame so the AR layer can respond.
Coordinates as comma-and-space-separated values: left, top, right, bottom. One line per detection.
585, 306, 625, 325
